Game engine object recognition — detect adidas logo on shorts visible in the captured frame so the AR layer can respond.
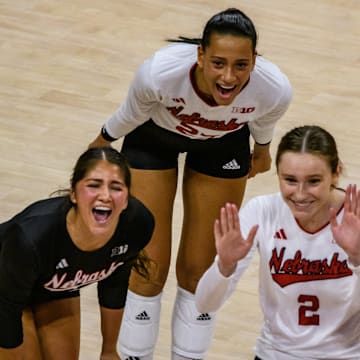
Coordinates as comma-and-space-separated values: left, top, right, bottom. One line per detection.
222, 159, 241, 170
135, 310, 150, 320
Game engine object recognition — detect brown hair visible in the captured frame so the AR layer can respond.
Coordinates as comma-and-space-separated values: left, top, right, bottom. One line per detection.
276, 125, 340, 173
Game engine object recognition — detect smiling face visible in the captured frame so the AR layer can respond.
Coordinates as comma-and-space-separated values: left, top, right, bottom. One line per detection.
277, 152, 340, 231
195, 33, 256, 106
70, 159, 129, 238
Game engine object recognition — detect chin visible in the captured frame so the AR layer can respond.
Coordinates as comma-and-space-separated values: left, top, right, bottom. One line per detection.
214, 97, 234, 106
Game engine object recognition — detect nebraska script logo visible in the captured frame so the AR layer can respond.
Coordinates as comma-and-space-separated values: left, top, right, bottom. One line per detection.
269, 247, 353, 288
166, 104, 248, 137
44, 261, 124, 292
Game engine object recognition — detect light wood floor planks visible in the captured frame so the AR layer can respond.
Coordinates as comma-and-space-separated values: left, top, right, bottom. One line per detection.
0, 0, 359, 358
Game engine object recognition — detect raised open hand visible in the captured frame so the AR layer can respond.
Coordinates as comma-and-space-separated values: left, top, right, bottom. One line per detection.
214, 203, 258, 276
330, 184, 360, 266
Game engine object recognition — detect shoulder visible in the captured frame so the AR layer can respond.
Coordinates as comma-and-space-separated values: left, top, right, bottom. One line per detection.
251, 56, 292, 98
121, 197, 154, 230
0, 197, 68, 245
151, 42, 198, 64
137, 43, 197, 83
116, 197, 154, 249
254, 56, 290, 82
3, 197, 68, 221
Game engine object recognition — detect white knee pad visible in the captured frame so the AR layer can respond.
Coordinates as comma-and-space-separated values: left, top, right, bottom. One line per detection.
171, 286, 217, 359
118, 290, 162, 359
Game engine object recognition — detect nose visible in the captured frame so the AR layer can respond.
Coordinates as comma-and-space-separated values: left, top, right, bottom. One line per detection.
294, 183, 307, 199
98, 185, 111, 200
222, 66, 236, 83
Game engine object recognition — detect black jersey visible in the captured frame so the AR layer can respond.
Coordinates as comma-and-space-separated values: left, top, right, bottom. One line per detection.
0, 196, 154, 348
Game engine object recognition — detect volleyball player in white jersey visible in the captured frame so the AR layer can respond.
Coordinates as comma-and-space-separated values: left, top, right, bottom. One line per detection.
89, 8, 292, 359
196, 125, 360, 359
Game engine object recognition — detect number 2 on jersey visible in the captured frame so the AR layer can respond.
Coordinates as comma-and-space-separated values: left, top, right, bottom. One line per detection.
298, 294, 320, 326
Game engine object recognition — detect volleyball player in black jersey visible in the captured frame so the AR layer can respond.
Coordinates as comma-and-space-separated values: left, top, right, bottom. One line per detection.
0, 147, 154, 360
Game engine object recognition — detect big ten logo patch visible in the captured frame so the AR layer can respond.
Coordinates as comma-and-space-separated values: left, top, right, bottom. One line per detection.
111, 244, 129, 257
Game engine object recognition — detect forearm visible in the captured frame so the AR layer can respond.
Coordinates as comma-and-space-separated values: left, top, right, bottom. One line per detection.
195, 258, 235, 313
100, 306, 123, 359
252, 142, 271, 162
248, 142, 272, 177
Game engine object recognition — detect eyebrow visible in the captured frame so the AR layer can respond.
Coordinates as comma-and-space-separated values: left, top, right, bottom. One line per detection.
281, 173, 323, 178
210, 56, 250, 62
85, 178, 125, 185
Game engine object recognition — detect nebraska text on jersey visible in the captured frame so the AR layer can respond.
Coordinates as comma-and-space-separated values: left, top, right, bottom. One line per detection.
44, 261, 124, 291
270, 247, 353, 287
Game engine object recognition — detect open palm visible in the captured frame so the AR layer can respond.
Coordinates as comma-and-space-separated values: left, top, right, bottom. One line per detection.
330, 184, 360, 266
214, 203, 258, 276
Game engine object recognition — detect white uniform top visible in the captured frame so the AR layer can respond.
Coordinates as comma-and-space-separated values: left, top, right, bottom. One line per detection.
196, 193, 360, 360
105, 43, 292, 143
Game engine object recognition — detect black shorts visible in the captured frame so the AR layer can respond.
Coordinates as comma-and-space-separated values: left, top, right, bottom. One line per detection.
121, 120, 251, 179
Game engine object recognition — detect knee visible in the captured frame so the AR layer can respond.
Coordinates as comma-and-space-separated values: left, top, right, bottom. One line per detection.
176, 263, 209, 293
130, 261, 171, 296
172, 286, 216, 359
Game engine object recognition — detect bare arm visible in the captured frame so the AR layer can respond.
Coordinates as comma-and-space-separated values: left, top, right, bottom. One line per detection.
99, 306, 123, 360
248, 142, 272, 179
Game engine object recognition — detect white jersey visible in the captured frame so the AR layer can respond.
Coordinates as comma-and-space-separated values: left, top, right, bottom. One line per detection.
196, 193, 360, 360
105, 43, 292, 143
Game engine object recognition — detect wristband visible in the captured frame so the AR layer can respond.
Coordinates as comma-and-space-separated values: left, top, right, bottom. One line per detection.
101, 125, 118, 142
255, 141, 271, 146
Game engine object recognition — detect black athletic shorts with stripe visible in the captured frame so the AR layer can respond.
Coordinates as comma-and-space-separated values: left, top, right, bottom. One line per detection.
121, 119, 251, 179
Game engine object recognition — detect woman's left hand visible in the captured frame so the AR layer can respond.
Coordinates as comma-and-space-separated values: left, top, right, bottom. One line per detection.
330, 184, 360, 266
248, 143, 271, 178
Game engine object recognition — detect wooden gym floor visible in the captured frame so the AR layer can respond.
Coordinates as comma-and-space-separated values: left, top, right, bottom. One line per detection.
0, 0, 359, 358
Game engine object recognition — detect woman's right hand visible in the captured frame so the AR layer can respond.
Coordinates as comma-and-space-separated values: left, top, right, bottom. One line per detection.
88, 133, 112, 149
214, 203, 258, 277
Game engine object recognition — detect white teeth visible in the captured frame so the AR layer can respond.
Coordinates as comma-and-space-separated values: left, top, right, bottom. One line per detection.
219, 85, 235, 89
94, 206, 111, 211
294, 202, 310, 207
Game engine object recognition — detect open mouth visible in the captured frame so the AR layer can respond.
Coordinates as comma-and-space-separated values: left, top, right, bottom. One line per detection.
92, 206, 112, 223
216, 84, 237, 97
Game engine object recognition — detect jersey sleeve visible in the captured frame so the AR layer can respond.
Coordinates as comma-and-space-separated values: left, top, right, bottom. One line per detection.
0, 224, 39, 348
248, 74, 292, 144
104, 58, 161, 139
97, 259, 134, 309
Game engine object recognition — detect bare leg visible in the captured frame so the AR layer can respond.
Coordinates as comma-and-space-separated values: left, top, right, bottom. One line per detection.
128, 168, 178, 295
118, 168, 178, 359
177, 166, 247, 292
33, 297, 81, 360
22, 308, 43, 359
172, 167, 247, 359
